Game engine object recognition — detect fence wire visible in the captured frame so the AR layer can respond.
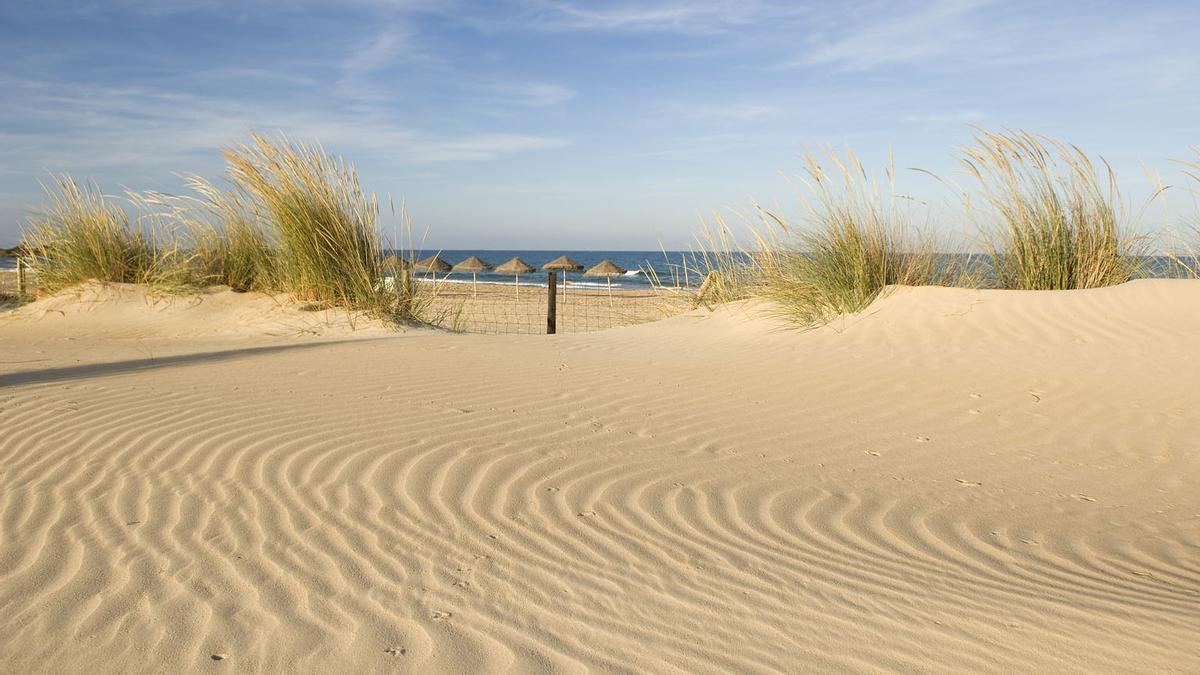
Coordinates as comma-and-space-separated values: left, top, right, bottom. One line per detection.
0, 267, 696, 333
417, 277, 693, 334
0, 269, 29, 300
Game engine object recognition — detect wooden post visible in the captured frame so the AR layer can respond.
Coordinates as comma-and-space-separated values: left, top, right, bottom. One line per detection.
546, 271, 557, 334
16, 258, 26, 298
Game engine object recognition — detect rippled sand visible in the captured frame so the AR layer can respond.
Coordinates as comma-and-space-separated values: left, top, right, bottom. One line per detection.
1, 280, 1198, 672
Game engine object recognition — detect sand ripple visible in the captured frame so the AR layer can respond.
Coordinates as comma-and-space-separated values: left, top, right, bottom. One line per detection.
1, 280, 1199, 672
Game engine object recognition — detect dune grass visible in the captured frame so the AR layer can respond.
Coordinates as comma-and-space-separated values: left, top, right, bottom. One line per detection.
649, 216, 756, 307
182, 176, 276, 292
671, 149, 950, 327
1167, 149, 1200, 278
19, 176, 179, 293
138, 174, 277, 293
958, 130, 1149, 290
222, 134, 389, 312
757, 149, 952, 325
18, 134, 429, 321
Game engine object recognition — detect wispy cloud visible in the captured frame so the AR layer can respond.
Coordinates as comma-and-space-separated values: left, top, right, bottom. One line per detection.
490, 81, 576, 107
513, 0, 797, 33
689, 103, 781, 122
796, 0, 990, 70
0, 73, 567, 174
3, 0, 1200, 246
335, 25, 437, 101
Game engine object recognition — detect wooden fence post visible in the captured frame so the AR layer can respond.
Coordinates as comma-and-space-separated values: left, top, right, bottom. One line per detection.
16, 258, 26, 298
546, 271, 557, 334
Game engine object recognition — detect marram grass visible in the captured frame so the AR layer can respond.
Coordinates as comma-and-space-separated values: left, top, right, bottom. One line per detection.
1168, 149, 1200, 279
959, 130, 1149, 290
673, 149, 955, 328
223, 134, 387, 312
18, 134, 430, 321
21, 176, 171, 293
756, 149, 953, 326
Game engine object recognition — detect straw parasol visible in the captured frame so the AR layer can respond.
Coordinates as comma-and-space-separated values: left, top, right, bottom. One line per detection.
382, 254, 410, 293
585, 259, 627, 306
495, 257, 535, 298
414, 254, 452, 281
543, 255, 584, 294
452, 255, 493, 297
382, 253, 410, 269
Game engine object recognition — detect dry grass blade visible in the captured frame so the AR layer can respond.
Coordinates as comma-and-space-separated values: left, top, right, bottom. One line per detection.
20, 175, 159, 292
960, 129, 1148, 289
1166, 149, 1200, 279
661, 148, 952, 328
170, 174, 276, 292
223, 133, 387, 313
752, 148, 948, 327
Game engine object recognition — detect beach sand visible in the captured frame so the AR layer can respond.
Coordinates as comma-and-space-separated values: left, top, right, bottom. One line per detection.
1, 280, 1198, 672
416, 280, 693, 334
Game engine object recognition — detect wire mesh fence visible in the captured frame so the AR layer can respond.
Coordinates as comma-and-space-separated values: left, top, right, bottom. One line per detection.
0, 267, 31, 300
416, 275, 694, 334
0, 264, 697, 333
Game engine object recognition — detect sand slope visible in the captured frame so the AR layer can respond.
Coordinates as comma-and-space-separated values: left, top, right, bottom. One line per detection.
1, 280, 1198, 673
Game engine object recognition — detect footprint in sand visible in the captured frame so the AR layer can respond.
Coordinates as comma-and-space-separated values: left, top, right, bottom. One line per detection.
211, 654, 228, 662
970, 392, 983, 399
432, 611, 453, 621
1070, 493, 1097, 502
956, 478, 982, 487
915, 436, 932, 443
385, 647, 407, 656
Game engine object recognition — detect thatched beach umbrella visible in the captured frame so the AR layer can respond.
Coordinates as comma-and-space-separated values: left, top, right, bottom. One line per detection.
585, 259, 627, 306
382, 253, 410, 270
382, 254, 410, 293
452, 255, 493, 297
543, 255, 584, 294
495, 257, 535, 298
414, 254, 452, 282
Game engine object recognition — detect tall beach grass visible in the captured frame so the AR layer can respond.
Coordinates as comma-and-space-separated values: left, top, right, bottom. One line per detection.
20, 176, 185, 293
222, 134, 388, 312
958, 130, 1150, 290
19, 134, 429, 320
671, 149, 952, 327
1167, 149, 1200, 278
754, 149, 951, 326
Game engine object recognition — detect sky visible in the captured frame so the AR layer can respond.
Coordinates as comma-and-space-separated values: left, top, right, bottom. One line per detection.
1, 0, 1198, 249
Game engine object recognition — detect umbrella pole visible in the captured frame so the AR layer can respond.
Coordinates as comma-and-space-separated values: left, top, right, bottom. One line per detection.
514, 273, 519, 299
473, 272, 478, 298
607, 276, 613, 307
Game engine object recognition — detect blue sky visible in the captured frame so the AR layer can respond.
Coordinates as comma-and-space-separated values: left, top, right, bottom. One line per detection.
2, 0, 1198, 248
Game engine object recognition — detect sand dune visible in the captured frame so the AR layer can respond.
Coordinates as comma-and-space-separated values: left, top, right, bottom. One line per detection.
1, 280, 1198, 673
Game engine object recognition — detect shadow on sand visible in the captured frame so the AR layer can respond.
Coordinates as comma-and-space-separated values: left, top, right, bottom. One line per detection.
0, 340, 383, 387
